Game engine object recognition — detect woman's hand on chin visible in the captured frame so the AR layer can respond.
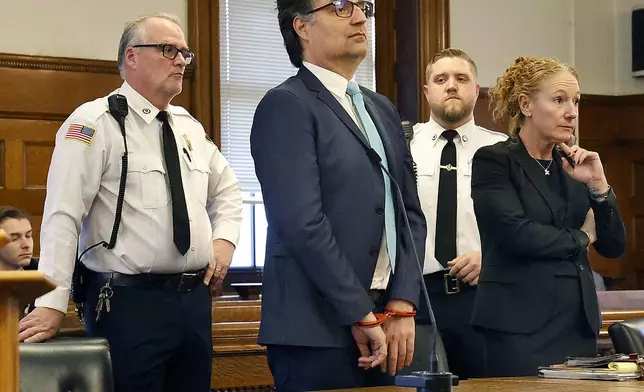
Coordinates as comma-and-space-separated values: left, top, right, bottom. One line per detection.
558, 143, 609, 193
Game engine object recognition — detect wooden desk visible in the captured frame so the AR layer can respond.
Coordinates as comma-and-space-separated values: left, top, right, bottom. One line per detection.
326, 377, 643, 392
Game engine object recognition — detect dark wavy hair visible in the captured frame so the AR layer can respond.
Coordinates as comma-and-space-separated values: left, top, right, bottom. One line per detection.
276, 0, 314, 68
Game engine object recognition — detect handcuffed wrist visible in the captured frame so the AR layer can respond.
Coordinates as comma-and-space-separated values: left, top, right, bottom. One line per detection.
354, 308, 417, 328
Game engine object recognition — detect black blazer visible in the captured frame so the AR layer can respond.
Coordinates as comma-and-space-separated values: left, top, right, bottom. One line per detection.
470, 138, 626, 335
250, 67, 426, 348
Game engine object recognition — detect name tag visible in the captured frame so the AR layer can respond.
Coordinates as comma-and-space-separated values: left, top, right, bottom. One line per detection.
463, 158, 473, 176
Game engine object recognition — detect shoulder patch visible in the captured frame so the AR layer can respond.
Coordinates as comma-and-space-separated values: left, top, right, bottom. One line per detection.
64, 123, 96, 146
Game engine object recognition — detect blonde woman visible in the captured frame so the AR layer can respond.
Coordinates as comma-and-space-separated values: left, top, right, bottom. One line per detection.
470, 56, 626, 377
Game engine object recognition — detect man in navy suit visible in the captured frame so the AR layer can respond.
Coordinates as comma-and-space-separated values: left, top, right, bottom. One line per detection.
250, 1, 426, 391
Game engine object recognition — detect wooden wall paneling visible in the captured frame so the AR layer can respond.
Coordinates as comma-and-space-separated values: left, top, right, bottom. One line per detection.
579, 95, 644, 289
392, 0, 419, 123
417, 0, 450, 123
210, 0, 222, 148
383, 0, 449, 123
473, 88, 507, 134
374, 0, 396, 104
0, 117, 59, 255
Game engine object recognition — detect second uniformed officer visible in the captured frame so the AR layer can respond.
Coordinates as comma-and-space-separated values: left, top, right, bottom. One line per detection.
18, 13, 243, 392
409, 48, 507, 379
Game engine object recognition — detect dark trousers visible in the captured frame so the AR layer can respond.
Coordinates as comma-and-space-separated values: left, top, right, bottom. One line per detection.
83, 274, 213, 392
410, 272, 486, 379
480, 276, 597, 377
267, 344, 393, 392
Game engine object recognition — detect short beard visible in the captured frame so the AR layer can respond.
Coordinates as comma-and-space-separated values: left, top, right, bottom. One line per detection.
433, 101, 474, 125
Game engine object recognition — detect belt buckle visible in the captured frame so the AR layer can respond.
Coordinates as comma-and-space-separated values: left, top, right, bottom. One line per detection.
177, 272, 197, 292
444, 274, 460, 295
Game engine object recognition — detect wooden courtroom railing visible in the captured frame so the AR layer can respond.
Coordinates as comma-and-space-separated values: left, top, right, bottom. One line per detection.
55, 290, 644, 390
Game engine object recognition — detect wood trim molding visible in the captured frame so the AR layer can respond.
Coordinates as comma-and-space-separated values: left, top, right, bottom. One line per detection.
581, 93, 644, 106
210, 1, 222, 147
188, 0, 215, 143
417, 0, 450, 122
0, 53, 117, 74
0, 52, 195, 78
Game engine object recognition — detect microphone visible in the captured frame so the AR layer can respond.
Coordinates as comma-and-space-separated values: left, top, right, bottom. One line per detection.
402, 120, 414, 146
366, 148, 458, 391
108, 94, 129, 135
105, 93, 130, 249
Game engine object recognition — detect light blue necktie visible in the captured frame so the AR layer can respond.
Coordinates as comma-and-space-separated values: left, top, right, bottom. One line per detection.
346, 81, 397, 272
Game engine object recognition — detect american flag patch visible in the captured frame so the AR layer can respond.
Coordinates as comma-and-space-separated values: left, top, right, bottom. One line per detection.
65, 123, 96, 145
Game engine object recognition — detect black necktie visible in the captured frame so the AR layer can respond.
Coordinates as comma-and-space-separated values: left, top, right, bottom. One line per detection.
157, 111, 191, 255
435, 130, 458, 267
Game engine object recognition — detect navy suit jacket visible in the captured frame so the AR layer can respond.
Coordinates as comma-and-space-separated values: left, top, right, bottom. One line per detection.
251, 66, 426, 348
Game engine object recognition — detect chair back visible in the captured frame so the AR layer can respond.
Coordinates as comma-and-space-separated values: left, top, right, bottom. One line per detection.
608, 317, 644, 355
20, 337, 114, 392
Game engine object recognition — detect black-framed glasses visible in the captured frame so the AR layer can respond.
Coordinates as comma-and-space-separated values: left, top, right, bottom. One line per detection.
132, 44, 195, 65
306, 0, 374, 19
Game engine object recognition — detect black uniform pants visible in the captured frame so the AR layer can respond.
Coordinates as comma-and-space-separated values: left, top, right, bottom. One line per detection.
83, 273, 213, 392
410, 271, 486, 379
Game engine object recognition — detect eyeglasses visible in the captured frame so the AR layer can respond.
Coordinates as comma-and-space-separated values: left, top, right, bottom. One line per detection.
132, 44, 195, 65
306, 0, 374, 19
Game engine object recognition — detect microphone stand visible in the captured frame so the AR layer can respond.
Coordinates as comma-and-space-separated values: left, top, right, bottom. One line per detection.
365, 147, 458, 392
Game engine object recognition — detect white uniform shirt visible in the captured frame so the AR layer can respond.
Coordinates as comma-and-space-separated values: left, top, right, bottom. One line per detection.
303, 61, 391, 290
411, 118, 507, 275
35, 82, 243, 313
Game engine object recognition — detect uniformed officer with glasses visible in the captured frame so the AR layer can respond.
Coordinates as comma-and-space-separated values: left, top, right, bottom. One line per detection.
19, 13, 242, 392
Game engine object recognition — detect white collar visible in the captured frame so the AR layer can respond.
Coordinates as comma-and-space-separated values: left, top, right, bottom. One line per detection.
117, 81, 167, 125
418, 117, 477, 147
303, 61, 355, 99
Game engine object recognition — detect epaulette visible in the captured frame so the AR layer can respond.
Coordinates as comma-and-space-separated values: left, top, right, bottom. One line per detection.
168, 105, 198, 122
